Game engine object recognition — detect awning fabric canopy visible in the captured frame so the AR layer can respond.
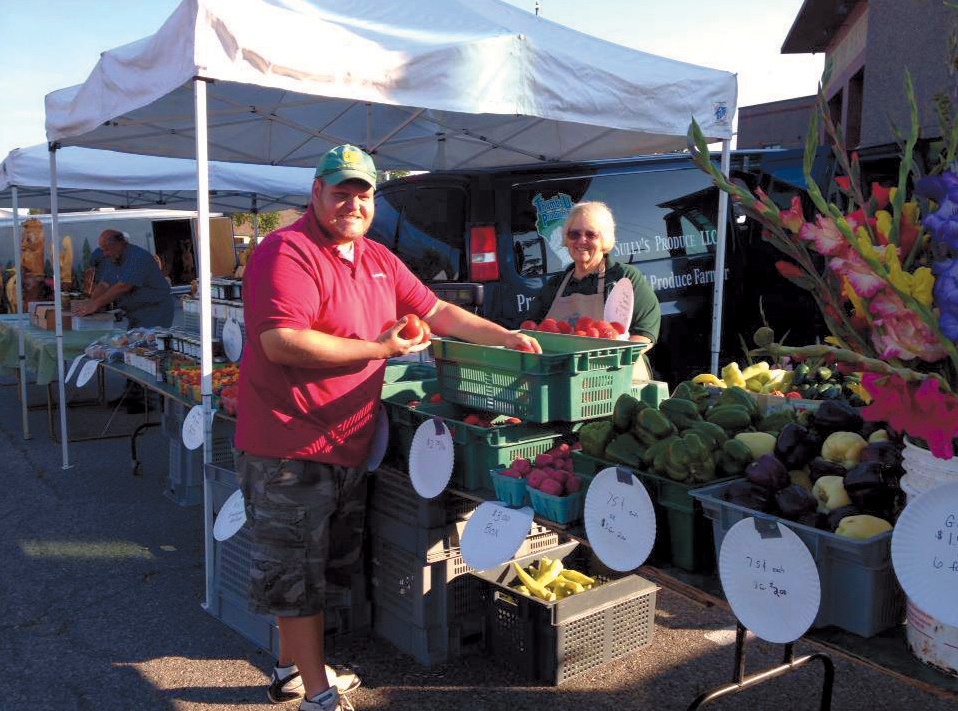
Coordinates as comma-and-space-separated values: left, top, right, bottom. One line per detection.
0, 143, 312, 213
45, 0, 737, 168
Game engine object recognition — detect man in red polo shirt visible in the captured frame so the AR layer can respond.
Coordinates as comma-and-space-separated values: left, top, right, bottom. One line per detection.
236, 145, 539, 711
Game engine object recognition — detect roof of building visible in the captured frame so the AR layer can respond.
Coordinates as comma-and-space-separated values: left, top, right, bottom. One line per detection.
782, 0, 862, 54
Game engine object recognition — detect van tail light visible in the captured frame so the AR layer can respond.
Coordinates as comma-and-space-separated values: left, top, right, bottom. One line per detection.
469, 225, 499, 282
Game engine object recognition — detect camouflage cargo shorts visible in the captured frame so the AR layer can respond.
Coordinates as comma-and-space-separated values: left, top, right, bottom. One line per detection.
234, 451, 368, 618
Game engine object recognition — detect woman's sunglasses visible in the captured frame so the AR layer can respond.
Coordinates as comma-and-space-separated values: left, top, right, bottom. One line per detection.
567, 229, 601, 240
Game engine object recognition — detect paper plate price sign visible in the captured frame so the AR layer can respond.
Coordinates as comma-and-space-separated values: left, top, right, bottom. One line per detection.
583, 467, 655, 571
223, 317, 244, 362
213, 489, 247, 541
182, 405, 205, 450
76, 359, 101, 387
892, 480, 958, 627
364, 407, 390, 471
461, 501, 534, 571
65, 354, 86, 384
408, 417, 453, 499
718, 517, 821, 644
603, 278, 633, 338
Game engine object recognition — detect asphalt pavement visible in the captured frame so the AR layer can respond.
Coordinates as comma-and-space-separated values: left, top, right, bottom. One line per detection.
3, 371, 957, 711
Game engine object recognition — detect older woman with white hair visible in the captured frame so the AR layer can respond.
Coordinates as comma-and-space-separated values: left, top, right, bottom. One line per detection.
526, 201, 661, 380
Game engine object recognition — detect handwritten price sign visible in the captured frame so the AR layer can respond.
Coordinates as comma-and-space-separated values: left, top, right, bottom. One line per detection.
408, 418, 453, 499
584, 467, 655, 571
182, 405, 205, 450
892, 481, 958, 627
603, 278, 634, 331
461, 502, 533, 570
718, 517, 820, 643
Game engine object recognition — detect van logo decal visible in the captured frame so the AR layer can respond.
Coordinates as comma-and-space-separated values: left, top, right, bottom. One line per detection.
713, 102, 728, 124
532, 192, 575, 269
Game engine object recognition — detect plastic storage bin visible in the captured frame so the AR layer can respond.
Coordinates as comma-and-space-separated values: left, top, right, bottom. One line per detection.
690, 479, 905, 637
165, 418, 236, 506
369, 465, 478, 528
571, 451, 739, 573
431, 331, 645, 423
382, 395, 567, 492
473, 541, 657, 684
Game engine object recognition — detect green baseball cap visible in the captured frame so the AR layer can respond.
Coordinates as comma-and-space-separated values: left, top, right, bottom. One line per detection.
314, 144, 377, 189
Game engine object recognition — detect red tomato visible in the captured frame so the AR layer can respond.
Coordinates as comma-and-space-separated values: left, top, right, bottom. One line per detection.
519, 320, 538, 330
595, 320, 613, 332
599, 327, 618, 339
539, 318, 559, 333
573, 330, 588, 337
556, 320, 573, 334
586, 327, 601, 338
399, 314, 423, 340
511, 342, 535, 352
382, 319, 397, 331
419, 320, 432, 343
428, 393, 443, 403
464, 414, 481, 425
575, 316, 594, 330
610, 321, 626, 334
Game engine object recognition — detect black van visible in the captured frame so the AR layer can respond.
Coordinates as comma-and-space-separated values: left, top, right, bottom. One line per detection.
367, 149, 828, 385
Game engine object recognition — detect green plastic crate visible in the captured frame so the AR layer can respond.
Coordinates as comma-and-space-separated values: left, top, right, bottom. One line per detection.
383, 361, 437, 383
432, 332, 645, 423
570, 451, 741, 572
382, 394, 567, 492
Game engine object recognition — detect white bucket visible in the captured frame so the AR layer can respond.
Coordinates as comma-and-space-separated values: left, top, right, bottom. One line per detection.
905, 600, 958, 677
900, 453, 958, 678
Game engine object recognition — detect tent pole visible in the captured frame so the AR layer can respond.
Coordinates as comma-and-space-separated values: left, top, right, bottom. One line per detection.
709, 139, 732, 376
11, 186, 31, 440
49, 144, 72, 469
195, 78, 215, 611
251, 195, 259, 245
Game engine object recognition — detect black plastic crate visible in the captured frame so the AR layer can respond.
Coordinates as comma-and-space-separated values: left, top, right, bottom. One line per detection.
372, 602, 483, 667
369, 465, 477, 528
473, 541, 657, 684
369, 534, 481, 629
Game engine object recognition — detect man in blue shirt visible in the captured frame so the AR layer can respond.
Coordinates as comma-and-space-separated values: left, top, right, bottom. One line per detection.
74, 229, 174, 328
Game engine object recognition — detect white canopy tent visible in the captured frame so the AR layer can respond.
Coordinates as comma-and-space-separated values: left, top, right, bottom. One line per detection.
1, 142, 314, 446
43, 0, 737, 605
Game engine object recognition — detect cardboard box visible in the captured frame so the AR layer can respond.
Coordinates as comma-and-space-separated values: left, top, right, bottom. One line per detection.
32, 304, 72, 331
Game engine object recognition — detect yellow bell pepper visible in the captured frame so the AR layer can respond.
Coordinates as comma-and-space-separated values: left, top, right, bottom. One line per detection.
721, 362, 747, 388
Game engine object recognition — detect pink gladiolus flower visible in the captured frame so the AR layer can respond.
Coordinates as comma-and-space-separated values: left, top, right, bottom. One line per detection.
780, 196, 804, 234
799, 216, 848, 256
861, 374, 958, 458
830, 250, 885, 298
835, 176, 851, 191
869, 291, 947, 361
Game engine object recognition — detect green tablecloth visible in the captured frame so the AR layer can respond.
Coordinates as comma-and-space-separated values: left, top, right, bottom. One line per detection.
0, 314, 120, 386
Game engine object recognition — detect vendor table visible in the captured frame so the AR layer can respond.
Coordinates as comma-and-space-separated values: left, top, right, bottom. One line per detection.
0, 313, 119, 386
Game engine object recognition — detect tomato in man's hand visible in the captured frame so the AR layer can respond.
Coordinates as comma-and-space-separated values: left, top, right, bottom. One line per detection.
511, 342, 535, 352
382, 319, 397, 331
399, 314, 423, 340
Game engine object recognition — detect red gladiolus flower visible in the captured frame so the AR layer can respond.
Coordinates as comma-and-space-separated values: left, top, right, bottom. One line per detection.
871, 182, 892, 210
775, 260, 804, 280
835, 176, 852, 191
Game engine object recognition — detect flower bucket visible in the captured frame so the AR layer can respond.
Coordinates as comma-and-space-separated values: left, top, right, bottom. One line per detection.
901, 447, 958, 678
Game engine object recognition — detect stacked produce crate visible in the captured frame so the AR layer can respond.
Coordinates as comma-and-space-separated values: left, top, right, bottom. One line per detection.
204, 464, 371, 658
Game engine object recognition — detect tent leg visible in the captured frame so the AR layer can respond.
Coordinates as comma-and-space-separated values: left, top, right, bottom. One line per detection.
49, 144, 72, 470
195, 78, 215, 613
709, 139, 732, 376
11, 186, 31, 440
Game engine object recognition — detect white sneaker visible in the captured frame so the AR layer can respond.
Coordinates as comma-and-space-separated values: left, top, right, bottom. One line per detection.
326, 664, 361, 694
299, 686, 350, 711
